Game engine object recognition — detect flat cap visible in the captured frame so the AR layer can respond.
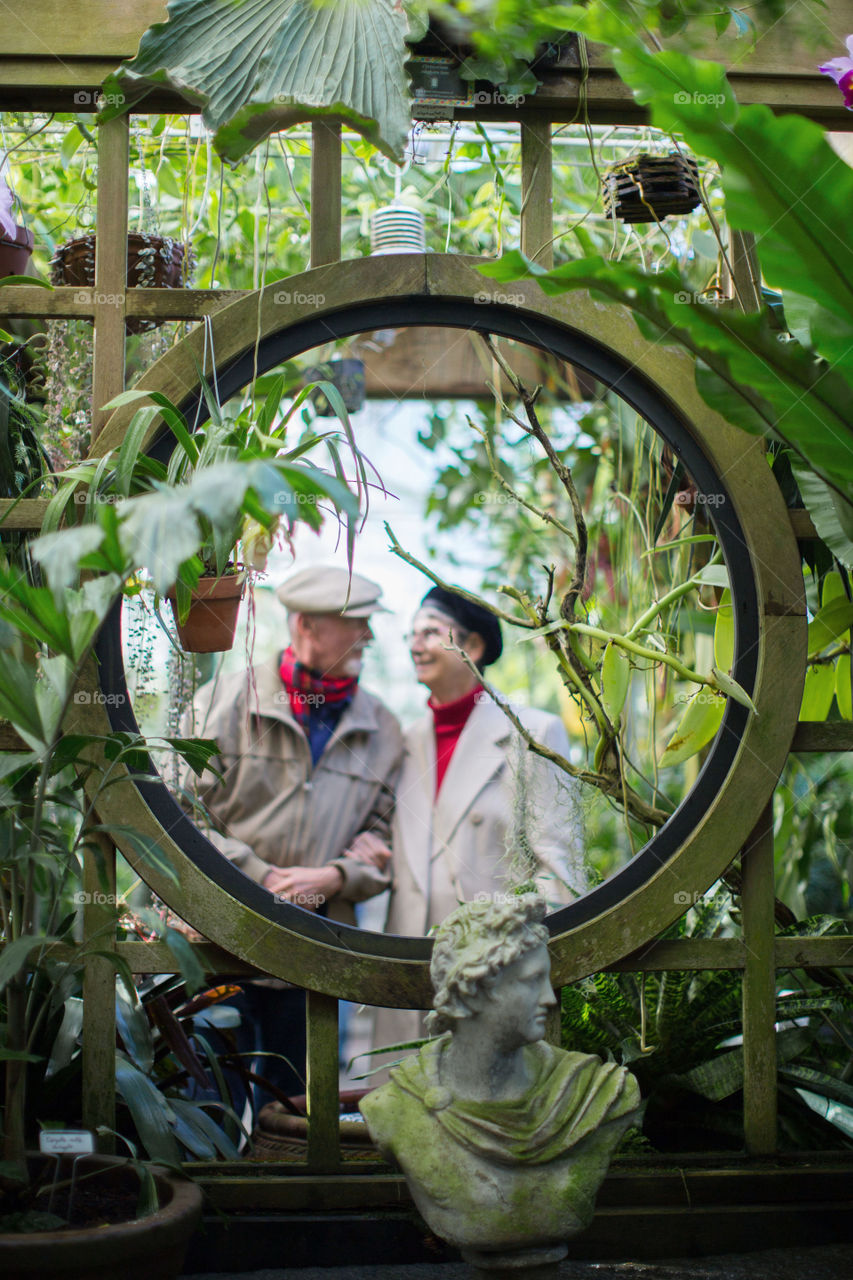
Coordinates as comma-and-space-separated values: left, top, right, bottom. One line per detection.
276, 565, 390, 617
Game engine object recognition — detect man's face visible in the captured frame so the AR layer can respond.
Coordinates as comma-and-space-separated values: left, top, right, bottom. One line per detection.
296, 613, 374, 678
466, 944, 555, 1050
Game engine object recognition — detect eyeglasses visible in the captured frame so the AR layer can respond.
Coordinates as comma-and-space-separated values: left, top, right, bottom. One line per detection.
405, 625, 469, 646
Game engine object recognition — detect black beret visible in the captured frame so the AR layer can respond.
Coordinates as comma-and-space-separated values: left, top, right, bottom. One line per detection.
420, 586, 503, 667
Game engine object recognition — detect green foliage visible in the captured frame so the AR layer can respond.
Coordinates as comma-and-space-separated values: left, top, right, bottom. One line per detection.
562, 892, 853, 1151
101, 0, 419, 164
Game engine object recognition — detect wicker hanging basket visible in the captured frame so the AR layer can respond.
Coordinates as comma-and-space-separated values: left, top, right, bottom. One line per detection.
602, 153, 701, 224
50, 232, 194, 333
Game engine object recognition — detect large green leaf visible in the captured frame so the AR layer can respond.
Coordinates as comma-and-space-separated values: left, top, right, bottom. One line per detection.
793, 462, 853, 571
659, 688, 725, 769
114, 1053, 182, 1164
100, 0, 417, 164
481, 252, 853, 503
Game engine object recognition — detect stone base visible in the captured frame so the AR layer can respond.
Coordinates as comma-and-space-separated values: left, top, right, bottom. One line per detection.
462, 1242, 568, 1278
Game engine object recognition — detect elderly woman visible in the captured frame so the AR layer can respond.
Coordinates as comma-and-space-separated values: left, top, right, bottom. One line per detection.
371, 584, 586, 1064
385, 584, 586, 936
361, 895, 642, 1267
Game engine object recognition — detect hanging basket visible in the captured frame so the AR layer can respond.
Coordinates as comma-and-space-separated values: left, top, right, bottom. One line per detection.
50, 233, 194, 333
0, 224, 35, 279
166, 574, 245, 653
602, 153, 701, 224
303, 357, 366, 415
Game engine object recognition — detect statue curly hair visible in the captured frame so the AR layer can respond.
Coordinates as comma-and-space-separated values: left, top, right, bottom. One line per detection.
426, 893, 549, 1036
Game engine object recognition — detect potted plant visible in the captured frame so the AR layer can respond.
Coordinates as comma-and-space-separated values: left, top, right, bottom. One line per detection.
0, 176, 34, 281
41, 370, 365, 652
49, 233, 195, 334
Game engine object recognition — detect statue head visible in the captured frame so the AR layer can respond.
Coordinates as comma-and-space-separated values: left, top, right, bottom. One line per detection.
426, 893, 549, 1036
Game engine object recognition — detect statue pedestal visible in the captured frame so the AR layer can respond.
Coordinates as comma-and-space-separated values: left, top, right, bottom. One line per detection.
463, 1242, 568, 1277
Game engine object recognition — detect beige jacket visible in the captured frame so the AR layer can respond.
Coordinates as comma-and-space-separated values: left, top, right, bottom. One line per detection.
369, 696, 585, 1071
178, 656, 405, 927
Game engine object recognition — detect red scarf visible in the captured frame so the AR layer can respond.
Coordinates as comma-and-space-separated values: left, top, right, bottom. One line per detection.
278, 646, 358, 726
429, 684, 483, 796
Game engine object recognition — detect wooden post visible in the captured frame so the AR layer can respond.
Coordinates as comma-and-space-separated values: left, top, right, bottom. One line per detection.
520, 121, 554, 269
310, 121, 342, 268
305, 989, 340, 1171
741, 802, 777, 1154
726, 229, 762, 312
81, 835, 117, 1150
92, 115, 129, 441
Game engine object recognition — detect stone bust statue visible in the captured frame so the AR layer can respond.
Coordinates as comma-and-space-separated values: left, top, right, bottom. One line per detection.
360, 894, 642, 1275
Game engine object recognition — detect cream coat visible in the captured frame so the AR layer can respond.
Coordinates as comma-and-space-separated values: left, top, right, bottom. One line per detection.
178, 656, 404, 927
369, 696, 585, 1067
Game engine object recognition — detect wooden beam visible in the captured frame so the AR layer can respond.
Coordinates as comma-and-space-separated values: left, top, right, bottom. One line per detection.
741, 805, 777, 1155
791, 722, 853, 753
310, 122, 341, 270
0, 498, 51, 531
81, 837, 117, 1151
91, 116, 129, 440
520, 120, 554, 269
305, 989, 340, 1173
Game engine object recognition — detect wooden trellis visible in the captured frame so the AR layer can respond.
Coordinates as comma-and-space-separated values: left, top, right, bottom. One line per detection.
2, 4, 853, 1257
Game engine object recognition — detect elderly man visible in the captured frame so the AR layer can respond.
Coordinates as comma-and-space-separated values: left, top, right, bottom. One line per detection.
180, 564, 404, 1098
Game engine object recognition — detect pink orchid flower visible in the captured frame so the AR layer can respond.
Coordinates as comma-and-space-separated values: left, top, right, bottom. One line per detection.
819, 34, 853, 109
0, 175, 17, 241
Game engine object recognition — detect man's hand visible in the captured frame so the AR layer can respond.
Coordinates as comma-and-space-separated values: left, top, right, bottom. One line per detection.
343, 831, 392, 870
262, 864, 344, 909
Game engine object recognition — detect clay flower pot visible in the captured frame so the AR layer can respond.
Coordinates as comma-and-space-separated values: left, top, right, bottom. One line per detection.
0, 225, 35, 279
49, 233, 193, 333
0, 1155, 202, 1280
166, 574, 245, 653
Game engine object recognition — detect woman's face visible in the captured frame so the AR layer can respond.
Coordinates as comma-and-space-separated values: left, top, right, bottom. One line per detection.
407, 607, 482, 692
464, 943, 555, 1050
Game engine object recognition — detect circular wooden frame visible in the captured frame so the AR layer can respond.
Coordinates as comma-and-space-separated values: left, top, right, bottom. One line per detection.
72, 254, 805, 1005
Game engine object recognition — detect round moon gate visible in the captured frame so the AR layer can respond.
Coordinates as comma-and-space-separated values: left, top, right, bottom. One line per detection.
71, 254, 805, 1006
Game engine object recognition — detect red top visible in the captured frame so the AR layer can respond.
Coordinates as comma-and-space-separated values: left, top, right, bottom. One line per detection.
429, 684, 483, 796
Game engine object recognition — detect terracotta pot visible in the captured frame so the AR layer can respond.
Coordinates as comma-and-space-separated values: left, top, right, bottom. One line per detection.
0, 225, 35, 279
50, 233, 192, 333
0, 1155, 202, 1280
167, 574, 245, 653
253, 1089, 378, 1163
